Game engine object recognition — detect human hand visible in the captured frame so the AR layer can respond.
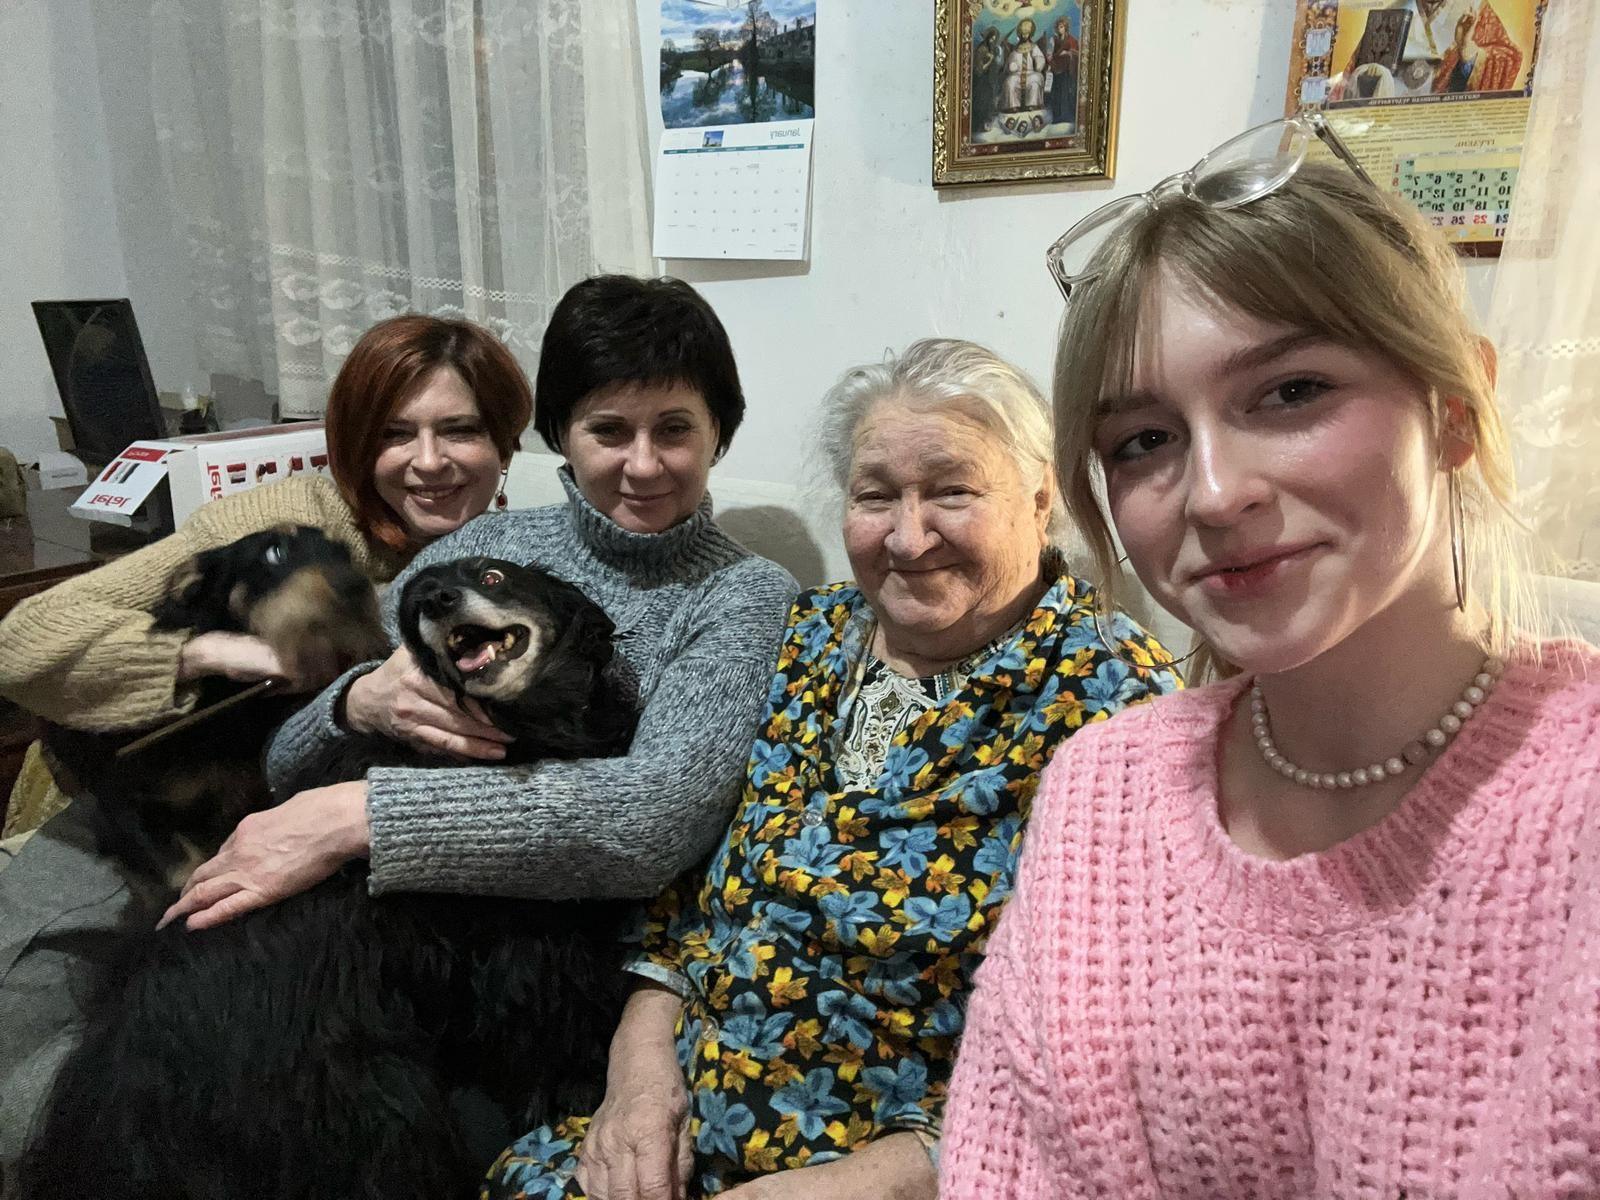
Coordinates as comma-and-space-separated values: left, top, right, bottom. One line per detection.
1454, 10, 1475, 52
343, 646, 511, 760
576, 987, 694, 1200
716, 1132, 937, 1200
157, 780, 370, 931
177, 631, 314, 689
574, 1076, 693, 1200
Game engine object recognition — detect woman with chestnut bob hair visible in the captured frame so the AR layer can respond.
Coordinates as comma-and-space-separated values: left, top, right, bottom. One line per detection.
0, 313, 527, 1171
326, 314, 531, 555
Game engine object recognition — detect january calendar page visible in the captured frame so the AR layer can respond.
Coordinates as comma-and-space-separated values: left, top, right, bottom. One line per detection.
653, 0, 816, 261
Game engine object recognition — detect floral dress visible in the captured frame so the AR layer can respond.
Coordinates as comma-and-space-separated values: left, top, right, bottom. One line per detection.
486, 575, 1181, 1198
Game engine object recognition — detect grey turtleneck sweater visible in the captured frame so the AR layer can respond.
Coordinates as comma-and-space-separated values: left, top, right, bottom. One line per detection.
263, 470, 797, 900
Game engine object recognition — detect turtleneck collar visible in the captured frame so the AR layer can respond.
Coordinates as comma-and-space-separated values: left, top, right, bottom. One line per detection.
558, 465, 717, 578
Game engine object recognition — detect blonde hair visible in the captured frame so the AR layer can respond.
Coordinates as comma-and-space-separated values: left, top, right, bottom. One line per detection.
1052, 161, 1537, 677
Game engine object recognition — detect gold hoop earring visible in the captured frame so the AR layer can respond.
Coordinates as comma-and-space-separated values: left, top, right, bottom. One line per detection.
1448, 468, 1467, 613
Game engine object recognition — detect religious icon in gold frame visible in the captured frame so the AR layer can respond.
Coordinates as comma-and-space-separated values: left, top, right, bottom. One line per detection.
933, 0, 1124, 187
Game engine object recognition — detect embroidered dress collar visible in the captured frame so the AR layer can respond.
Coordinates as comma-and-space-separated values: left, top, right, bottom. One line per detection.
830, 579, 1064, 734
785, 572, 1118, 809
558, 465, 716, 580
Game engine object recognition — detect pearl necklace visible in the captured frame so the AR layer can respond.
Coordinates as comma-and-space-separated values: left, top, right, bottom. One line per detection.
1250, 655, 1504, 790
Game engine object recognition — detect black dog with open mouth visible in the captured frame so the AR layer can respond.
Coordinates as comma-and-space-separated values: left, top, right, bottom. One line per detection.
21, 559, 640, 1200
43, 524, 387, 892
399, 556, 638, 761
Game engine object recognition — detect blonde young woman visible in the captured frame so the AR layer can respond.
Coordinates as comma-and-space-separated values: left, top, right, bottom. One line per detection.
943, 116, 1600, 1198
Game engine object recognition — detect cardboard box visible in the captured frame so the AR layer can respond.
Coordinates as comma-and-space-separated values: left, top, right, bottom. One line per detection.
71, 422, 329, 527
36, 450, 88, 490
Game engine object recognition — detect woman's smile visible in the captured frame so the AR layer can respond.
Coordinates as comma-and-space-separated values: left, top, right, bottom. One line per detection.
563, 382, 720, 534
408, 483, 466, 503
1190, 541, 1325, 599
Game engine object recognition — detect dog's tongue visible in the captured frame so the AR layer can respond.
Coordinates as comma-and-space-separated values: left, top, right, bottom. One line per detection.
456, 642, 497, 674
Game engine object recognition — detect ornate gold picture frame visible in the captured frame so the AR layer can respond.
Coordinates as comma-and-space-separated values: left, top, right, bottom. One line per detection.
933, 0, 1124, 188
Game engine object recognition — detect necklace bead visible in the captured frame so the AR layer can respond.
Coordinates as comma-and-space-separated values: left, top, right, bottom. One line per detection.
1251, 655, 1502, 791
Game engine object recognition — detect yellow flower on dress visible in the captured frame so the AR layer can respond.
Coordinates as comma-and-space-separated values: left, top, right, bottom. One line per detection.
743, 1128, 782, 1173
768, 967, 809, 1007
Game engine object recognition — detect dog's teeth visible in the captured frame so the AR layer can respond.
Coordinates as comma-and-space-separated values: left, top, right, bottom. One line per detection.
502, 632, 515, 649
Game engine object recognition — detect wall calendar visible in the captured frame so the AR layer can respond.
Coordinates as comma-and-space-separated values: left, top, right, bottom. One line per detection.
1284, 0, 1547, 256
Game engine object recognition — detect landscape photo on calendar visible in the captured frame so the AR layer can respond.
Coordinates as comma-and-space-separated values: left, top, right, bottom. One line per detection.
659, 0, 815, 127
1324, 0, 1540, 105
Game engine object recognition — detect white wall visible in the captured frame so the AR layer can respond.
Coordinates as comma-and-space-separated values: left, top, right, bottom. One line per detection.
639, 0, 1499, 489
89, 0, 203, 407
622, 0, 1497, 594
0, 0, 131, 460
646, 0, 1304, 493
2, 0, 1501, 599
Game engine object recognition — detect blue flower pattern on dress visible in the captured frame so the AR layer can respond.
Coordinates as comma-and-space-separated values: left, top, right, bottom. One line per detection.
695, 1090, 758, 1160
484, 577, 1180, 1198
772, 1068, 853, 1140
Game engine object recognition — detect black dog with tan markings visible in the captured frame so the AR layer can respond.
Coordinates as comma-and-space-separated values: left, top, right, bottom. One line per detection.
400, 555, 638, 761
22, 557, 639, 1200
42, 524, 386, 890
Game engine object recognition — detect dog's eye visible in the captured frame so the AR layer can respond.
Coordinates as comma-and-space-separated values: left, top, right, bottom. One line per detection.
480, 568, 505, 587
263, 543, 285, 567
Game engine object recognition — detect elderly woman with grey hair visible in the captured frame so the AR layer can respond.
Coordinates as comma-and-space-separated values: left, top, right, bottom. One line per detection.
484, 338, 1181, 1200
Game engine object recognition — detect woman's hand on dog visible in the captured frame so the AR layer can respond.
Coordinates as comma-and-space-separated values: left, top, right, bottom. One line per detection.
157, 780, 371, 931
177, 631, 313, 689
576, 984, 695, 1200
344, 647, 512, 760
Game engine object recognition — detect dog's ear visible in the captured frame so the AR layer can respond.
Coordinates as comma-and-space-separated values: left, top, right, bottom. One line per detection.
568, 601, 618, 665
540, 574, 618, 664
152, 541, 251, 634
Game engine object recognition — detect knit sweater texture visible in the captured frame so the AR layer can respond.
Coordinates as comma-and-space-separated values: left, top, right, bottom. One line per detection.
942, 641, 1600, 1200
0, 475, 398, 731
264, 468, 798, 901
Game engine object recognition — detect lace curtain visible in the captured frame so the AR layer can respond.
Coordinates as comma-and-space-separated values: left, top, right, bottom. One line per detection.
147, 0, 652, 417
1485, 0, 1600, 579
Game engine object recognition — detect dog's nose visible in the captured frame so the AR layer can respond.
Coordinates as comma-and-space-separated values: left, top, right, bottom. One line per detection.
337, 575, 371, 605
420, 585, 461, 620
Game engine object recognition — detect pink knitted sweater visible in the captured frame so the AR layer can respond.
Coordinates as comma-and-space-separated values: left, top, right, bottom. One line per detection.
943, 643, 1600, 1199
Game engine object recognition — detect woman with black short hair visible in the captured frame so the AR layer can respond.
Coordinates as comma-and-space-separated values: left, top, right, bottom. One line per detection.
531, 274, 746, 462
160, 275, 798, 931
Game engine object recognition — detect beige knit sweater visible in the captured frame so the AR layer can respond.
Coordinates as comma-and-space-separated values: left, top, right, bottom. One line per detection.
0, 475, 401, 733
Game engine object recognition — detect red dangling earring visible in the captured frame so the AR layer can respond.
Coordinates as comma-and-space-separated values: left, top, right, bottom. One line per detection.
494, 468, 508, 510
495, 491, 508, 510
